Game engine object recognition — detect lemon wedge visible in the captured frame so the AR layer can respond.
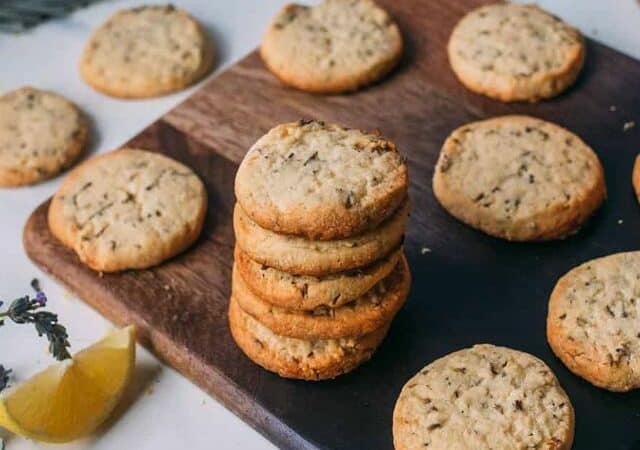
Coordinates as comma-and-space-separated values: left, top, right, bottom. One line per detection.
0, 326, 135, 443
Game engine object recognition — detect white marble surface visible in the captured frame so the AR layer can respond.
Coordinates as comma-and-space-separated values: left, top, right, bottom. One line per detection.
0, 1, 638, 449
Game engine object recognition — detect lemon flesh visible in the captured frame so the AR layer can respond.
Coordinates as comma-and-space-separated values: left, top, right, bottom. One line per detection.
0, 326, 135, 443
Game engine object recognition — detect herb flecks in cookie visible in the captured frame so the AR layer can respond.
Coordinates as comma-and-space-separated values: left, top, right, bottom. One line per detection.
393, 345, 574, 450
80, 5, 213, 98
261, 0, 402, 93
448, 3, 584, 101
48, 148, 207, 272
548, 251, 640, 392
433, 115, 605, 241
0, 87, 87, 187
235, 120, 408, 240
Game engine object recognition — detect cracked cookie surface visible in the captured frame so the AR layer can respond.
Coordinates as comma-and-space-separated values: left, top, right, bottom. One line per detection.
0, 87, 88, 187
260, 0, 402, 93
235, 245, 401, 310
547, 252, 640, 392
80, 5, 213, 98
232, 253, 409, 339
433, 115, 605, 241
235, 120, 408, 240
448, 3, 584, 102
229, 295, 389, 380
48, 148, 207, 272
233, 200, 408, 276
393, 344, 574, 450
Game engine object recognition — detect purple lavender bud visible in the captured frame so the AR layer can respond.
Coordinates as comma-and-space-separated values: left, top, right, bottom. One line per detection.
36, 291, 47, 306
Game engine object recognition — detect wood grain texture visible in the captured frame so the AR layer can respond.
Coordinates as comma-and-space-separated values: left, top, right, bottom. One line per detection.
23, 1, 640, 449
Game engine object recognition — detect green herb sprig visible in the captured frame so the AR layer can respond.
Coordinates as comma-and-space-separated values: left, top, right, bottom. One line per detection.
0, 279, 71, 391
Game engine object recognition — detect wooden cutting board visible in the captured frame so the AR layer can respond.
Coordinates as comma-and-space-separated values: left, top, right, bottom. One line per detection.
23, 1, 640, 448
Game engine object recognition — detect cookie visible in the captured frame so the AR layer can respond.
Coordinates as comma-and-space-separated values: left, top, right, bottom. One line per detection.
433, 116, 606, 241
229, 295, 389, 380
260, 0, 402, 93
235, 120, 408, 240
233, 200, 408, 276
48, 148, 207, 272
233, 253, 409, 339
80, 5, 213, 98
448, 3, 584, 102
547, 252, 640, 392
633, 155, 640, 203
235, 245, 401, 310
0, 87, 88, 187
393, 344, 574, 450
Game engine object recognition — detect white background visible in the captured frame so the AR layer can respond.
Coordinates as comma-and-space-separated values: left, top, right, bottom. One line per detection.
1, 1, 639, 449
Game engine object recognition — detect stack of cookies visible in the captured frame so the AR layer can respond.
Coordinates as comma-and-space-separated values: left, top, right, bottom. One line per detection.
229, 120, 410, 380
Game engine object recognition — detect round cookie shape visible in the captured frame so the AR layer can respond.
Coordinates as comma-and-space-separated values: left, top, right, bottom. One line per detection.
235, 245, 402, 310
233, 200, 408, 276
393, 344, 574, 450
48, 148, 207, 272
433, 116, 606, 241
235, 120, 408, 240
633, 155, 640, 203
232, 253, 409, 339
448, 3, 584, 102
228, 296, 389, 380
260, 0, 402, 93
80, 5, 213, 98
547, 251, 640, 392
0, 87, 88, 187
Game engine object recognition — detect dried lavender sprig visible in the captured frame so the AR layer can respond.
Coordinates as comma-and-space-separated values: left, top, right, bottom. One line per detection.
0, 364, 10, 392
0, 279, 71, 360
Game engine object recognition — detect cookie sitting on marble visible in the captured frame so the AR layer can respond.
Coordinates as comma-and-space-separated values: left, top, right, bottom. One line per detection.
0, 87, 87, 187
80, 5, 214, 98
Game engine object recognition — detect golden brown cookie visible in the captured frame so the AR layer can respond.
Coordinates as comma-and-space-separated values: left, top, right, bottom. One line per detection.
48, 148, 207, 272
547, 251, 640, 392
393, 345, 574, 450
448, 3, 584, 102
234, 120, 408, 240
229, 295, 389, 380
0, 87, 87, 187
232, 253, 409, 339
433, 116, 605, 241
234, 245, 402, 310
80, 5, 213, 98
260, 0, 402, 93
233, 200, 408, 276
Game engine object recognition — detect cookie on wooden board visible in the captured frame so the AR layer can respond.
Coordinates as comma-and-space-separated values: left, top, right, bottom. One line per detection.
80, 5, 213, 98
48, 148, 207, 272
235, 120, 408, 240
232, 253, 409, 339
547, 251, 640, 392
229, 295, 389, 380
0, 87, 88, 187
393, 344, 574, 450
633, 155, 640, 202
260, 0, 402, 93
234, 245, 402, 310
433, 115, 606, 241
448, 3, 584, 102
233, 200, 408, 276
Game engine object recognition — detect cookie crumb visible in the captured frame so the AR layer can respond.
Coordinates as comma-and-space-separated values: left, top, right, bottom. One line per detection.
609, 105, 617, 112
623, 121, 635, 132
420, 247, 432, 255
618, 219, 624, 225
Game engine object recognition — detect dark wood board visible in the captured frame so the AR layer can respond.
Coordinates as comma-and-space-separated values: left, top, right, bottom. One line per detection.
23, 0, 640, 448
